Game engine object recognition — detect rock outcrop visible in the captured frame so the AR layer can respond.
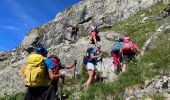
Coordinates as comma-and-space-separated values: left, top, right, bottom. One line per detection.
125, 75, 170, 100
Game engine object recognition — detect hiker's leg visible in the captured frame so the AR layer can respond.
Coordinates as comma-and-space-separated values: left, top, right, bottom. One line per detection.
88, 37, 91, 43
44, 85, 56, 100
70, 32, 74, 41
85, 69, 94, 88
85, 63, 95, 88
92, 70, 96, 83
24, 88, 32, 100
93, 36, 97, 45
113, 52, 119, 70
122, 54, 128, 72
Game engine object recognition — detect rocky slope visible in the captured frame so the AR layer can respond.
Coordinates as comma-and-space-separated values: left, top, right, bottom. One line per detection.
0, 0, 168, 98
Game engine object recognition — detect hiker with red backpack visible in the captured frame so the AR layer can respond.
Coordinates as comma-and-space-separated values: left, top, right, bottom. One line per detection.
83, 44, 103, 89
45, 55, 77, 100
120, 36, 140, 72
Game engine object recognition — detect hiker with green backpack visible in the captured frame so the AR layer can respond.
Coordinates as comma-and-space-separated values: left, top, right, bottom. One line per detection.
83, 44, 103, 89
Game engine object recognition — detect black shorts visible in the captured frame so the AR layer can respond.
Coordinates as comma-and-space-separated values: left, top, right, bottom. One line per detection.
71, 31, 77, 38
44, 80, 58, 100
122, 52, 136, 64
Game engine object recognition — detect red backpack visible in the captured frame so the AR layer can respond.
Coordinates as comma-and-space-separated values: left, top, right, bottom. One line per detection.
122, 37, 134, 53
49, 56, 61, 75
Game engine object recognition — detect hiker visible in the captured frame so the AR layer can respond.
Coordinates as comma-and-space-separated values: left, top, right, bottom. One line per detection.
22, 46, 50, 100
45, 55, 77, 100
88, 24, 99, 45
110, 37, 124, 74
68, 24, 81, 41
21, 46, 77, 100
83, 44, 103, 89
120, 36, 140, 72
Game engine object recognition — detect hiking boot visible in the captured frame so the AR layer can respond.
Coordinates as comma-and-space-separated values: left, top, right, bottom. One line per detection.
80, 84, 86, 90
114, 69, 118, 75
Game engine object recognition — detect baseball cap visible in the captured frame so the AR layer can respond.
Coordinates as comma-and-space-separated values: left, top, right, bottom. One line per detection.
36, 46, 48, 55
95, 44, 101, 48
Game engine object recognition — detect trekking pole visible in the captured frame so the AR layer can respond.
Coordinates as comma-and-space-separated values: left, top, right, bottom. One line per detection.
73, 60, 77, 79
60, 77, 65, 100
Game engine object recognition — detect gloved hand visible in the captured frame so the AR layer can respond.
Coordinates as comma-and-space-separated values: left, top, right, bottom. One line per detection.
74, 60, 77, 65
60, 71, 66, 79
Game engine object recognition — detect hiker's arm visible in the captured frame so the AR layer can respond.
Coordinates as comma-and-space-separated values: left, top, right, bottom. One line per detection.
48, 69, 60, 80
58, 63, 74, 69
65, 64, 74, 69
90, 54, 102, 59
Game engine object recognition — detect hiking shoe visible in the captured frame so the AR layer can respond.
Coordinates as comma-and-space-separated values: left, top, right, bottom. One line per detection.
80, 84, 86, 90
114, 69, 118, 75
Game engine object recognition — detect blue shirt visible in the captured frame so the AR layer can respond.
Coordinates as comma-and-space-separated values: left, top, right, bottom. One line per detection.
88, 49, 97, 64
45, 59, 53, 69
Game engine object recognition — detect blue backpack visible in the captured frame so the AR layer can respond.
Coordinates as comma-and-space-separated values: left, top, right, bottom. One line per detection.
83, 48, 94, 65
112, 41, 123, 52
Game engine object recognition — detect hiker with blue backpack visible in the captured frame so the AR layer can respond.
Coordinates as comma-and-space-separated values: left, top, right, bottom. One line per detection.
83, 44, 103, 89
110, 37, 124, 74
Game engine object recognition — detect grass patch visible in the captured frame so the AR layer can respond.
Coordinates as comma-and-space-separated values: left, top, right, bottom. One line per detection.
141, 93, 164, 100
0, 92, 24, 100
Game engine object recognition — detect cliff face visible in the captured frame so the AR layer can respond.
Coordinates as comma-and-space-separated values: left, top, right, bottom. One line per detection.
18, 0, 160, 55
0, 0, 163, 97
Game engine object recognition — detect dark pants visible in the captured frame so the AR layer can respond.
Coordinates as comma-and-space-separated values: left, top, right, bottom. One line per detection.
44, 80, 58, 100
24, 86, 49, 100
70, 31, 77, 40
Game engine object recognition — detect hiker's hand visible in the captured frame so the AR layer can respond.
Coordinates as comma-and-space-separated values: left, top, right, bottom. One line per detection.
61, 71, 66, 76
60, 71, 66, 78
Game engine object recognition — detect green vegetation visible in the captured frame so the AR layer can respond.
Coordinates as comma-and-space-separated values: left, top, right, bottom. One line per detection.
0, 92, 24, 100
141, 93, 164, 100
81, 1, 170, 99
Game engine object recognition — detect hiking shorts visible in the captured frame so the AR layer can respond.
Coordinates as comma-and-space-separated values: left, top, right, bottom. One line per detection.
91, 31, 96, 37
122, 52, 135, 64
86, 62, 95, 71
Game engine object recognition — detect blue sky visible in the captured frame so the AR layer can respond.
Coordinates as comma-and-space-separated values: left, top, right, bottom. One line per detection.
0, 0, 79, 51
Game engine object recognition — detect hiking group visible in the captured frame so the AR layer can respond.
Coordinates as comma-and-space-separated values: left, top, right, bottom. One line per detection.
20, 23, 140, 100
